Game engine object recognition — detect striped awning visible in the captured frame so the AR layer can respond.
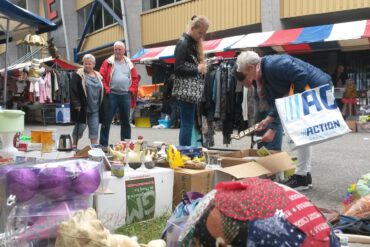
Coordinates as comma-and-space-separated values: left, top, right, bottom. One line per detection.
231, 19, 370, 54
131, 35, 244, 63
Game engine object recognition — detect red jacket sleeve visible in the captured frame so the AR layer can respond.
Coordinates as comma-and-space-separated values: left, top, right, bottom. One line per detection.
130, 66, 139, 94
99, 60, 110, 93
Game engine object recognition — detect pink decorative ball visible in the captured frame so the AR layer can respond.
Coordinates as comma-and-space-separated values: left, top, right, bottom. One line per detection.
6, 168, 39, 203
39, 167, 71, 199
73, 167, 101, 195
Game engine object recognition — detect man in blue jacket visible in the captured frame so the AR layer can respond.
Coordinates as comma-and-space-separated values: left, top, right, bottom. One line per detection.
236, 51, 332, 190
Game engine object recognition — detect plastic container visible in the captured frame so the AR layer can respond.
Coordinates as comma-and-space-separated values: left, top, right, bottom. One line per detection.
0, 110, 25, 132
134, 117, 151, 128
158, 118, 172, 128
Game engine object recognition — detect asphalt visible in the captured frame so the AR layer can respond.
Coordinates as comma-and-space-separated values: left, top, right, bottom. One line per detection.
24, 123, 370, 213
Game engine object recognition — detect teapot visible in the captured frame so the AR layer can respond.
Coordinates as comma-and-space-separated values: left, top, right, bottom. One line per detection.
58, 134, 73, 151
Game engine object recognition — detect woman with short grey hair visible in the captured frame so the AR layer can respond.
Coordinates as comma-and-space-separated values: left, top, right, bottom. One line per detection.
70, 54, 106, 149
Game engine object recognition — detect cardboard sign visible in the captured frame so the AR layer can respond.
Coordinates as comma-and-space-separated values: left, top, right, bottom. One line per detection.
125, 177, 155, 224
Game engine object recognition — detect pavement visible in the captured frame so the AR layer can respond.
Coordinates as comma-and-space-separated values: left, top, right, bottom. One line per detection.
24, 123, 370, 213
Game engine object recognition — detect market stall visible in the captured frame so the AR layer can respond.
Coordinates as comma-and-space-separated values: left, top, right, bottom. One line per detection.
0, 0, 57, 108
0, 56, 81, 125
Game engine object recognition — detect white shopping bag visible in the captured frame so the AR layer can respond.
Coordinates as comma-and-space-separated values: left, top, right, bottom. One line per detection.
275, 84, 351, 150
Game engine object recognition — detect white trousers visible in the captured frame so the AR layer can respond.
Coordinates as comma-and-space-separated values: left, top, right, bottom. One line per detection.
294, 145, 312, 176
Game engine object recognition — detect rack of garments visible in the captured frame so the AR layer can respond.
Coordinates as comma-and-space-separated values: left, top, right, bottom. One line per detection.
198, 57, 249, 147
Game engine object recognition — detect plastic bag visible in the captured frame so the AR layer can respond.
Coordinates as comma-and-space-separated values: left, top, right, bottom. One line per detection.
344, 194, 370, 219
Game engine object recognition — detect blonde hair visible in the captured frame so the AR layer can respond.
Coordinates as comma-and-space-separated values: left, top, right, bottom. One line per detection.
188, 15, 209, 62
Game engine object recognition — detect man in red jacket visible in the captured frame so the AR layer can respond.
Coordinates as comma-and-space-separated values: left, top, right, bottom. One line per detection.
99, 41, 139, 148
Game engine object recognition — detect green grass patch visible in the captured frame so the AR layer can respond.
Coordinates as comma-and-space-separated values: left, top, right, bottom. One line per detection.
115, 214, 170, 244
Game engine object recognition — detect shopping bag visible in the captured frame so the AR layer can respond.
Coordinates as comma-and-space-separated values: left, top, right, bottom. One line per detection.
275, 84, 351, 150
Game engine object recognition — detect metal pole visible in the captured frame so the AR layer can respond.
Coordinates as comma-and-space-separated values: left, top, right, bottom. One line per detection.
3, 19, 9, 108
120, 0, 131, 57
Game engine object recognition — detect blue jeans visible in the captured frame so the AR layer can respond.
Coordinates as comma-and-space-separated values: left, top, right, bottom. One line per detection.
100, 93, 131, 147
72, 111, 100, 140
255, 111, 283, 151
178, 100, 196, 146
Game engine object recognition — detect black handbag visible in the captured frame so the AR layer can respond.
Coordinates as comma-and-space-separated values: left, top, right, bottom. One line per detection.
172, 62, 205, 104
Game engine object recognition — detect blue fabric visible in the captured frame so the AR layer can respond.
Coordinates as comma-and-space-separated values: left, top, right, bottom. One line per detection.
261, 54, 332, 119
292, 25, 333, 44
99, 92, 131, 146
255, 111, 283, 151
247, 216, 306, 246
178, 100, 196, 146
72, 111, 100, 140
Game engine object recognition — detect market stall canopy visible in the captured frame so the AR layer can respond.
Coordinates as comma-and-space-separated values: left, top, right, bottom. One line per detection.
231, 19, 370, 54
131, 35, 244, 63
0, 0, 57, 43
0, 56, 82, 76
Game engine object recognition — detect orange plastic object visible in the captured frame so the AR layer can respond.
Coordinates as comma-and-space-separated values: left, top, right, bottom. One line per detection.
138, 83, 164, 98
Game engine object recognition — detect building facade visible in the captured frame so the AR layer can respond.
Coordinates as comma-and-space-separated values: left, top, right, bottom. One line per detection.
1, 0, 370, 85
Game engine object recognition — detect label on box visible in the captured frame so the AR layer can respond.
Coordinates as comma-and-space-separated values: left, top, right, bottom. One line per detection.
125, 177, 155, 224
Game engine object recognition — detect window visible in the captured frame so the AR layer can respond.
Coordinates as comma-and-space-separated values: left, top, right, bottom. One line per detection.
158, 0, 175, 7
142, 0, 183, 11
104, 0, 114, 26
77, 1, 121, 38
93, 4, 103, 31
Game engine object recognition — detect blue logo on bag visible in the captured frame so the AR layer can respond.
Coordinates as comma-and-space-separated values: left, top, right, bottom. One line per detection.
302, 119, 341, 137
284, 84, 337, 122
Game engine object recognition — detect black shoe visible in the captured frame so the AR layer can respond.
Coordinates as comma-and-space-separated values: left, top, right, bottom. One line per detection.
283, 174, 309, 191
307, 172, 312, 188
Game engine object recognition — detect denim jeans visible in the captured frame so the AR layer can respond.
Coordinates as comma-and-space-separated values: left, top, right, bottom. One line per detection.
255, 111, 283, 151
100, 92, 131, 147
72, 111, 100, 140
178, 100, 196, 146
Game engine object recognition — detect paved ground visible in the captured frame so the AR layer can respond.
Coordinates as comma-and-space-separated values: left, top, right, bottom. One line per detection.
25, 123, 370, 213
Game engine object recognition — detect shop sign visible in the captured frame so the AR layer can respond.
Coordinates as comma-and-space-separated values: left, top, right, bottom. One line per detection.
46, 0, 58, 20
125, 177, 155, 224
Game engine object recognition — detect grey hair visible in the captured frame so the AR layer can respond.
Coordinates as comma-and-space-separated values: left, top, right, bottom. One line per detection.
82, 54, 96, 64
236, 51, 261, 72
114, 41, 126, 49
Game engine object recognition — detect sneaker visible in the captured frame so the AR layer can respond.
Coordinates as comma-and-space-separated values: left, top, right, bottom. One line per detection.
101, 146, 109, 153
307, 172, 312, 188
283, 174, 309, 191
130, 123, 136, 128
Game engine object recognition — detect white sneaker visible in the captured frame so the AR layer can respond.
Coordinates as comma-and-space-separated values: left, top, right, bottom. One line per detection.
130, 123, 136, 128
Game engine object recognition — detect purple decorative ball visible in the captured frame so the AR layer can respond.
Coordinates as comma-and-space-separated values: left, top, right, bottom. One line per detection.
73, 167, 101, 195
0, 166, 13, 177
6, 168, 39, 203
39, 167, 71, 199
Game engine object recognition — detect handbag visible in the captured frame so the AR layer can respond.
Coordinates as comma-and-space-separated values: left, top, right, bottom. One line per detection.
275, 84, 351, 149
172, 62, 205, 104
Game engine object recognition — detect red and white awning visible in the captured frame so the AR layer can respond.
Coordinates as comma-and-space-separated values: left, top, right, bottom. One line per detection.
131, 35, 244, 63
132, 19, 370, 63
231, 19, 370, 53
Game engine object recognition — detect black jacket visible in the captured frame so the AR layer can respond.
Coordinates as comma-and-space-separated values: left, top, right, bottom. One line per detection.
69, 68, 108, 125
174, 33, 199, 77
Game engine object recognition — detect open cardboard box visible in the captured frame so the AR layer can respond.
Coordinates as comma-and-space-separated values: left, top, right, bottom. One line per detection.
173, 149, 295, 206
214, 149, 295, 185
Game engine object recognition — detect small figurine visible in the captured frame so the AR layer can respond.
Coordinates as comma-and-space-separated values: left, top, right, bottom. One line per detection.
341, 79, 357, 118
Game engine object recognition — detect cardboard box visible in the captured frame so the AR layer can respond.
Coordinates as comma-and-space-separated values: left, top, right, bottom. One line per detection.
346, 120, 357, 132
214, 149, 295, 185
356, 121, 370, 133
220, 148, 278, 167
173, 168, 213, 206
